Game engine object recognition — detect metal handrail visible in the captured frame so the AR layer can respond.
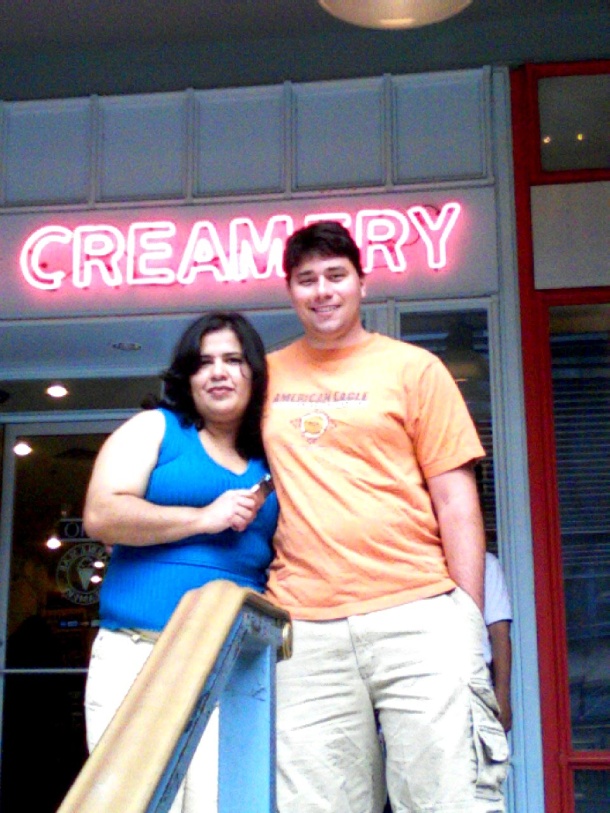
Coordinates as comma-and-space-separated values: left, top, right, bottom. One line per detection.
57, 580, 292, 813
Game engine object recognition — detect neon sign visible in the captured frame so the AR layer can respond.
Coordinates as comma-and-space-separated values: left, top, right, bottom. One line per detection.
19, 204, 461, 292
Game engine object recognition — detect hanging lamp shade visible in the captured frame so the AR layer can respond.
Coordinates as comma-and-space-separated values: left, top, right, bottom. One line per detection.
318, 0, 473, 29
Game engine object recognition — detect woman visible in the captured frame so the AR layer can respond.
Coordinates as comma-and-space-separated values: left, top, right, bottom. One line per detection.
83, 311, 278, 813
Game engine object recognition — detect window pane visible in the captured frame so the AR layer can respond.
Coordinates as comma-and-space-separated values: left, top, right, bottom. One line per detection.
398, 310, 496, 540
539, 74, 610, 172
574, 769, 610, 813
7, 433, 108, 669
550, 304, 610, 751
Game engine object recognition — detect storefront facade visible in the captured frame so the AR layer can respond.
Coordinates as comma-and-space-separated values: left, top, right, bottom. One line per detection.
0, 58, 606, 811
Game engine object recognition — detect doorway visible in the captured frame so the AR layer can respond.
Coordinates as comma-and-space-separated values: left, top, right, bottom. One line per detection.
0, 420, 119, 811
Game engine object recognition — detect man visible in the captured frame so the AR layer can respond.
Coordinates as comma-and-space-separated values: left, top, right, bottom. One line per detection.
263, 221, 509, 813
484, 551, 513, 733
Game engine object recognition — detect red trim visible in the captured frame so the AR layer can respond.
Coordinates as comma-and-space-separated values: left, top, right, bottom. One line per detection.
527, 59, 610, 78
567, 752, 610, 769
512, 61, 610, 813
512, 69, 572, 812
539, 287, 610, 305
529, 168, 610, 186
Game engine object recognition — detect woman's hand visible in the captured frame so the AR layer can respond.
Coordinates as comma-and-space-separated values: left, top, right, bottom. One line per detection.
202, 489, 260, 534
84, 410, 268, 545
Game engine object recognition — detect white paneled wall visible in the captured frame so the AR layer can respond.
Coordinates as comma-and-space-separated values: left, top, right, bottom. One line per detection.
392, 69, 490, 183
292, 77, 385, 190
0, 67, 493, 208
194, 85, 286, 196
98, 93, 188, 201
3, 98, 92, 205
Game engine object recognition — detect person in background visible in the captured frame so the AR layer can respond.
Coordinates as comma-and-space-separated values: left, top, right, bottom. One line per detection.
484, 551, 513, 733
83, 311, 278, 813
263, 221, 509, 813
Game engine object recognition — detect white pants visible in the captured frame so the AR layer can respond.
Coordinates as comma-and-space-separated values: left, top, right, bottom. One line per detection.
276, 589, 509, 813
85, 627, 218, 813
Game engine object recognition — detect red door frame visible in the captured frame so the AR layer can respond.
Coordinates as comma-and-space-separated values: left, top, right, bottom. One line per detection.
511, 60, 610, 813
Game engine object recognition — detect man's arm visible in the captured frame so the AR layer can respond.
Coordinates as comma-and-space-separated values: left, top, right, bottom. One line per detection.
427, 463, 486, 611
488, 620, 513, 732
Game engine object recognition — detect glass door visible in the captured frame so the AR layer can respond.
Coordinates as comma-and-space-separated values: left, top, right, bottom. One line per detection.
0, 420, 119, 812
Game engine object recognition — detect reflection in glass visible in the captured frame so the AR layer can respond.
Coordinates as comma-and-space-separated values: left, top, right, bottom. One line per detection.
7, 434, 107, 670
399, 310, 496, 541
538, 74, 609, 172
550, 305, 610, 753
574, 769, 610, 813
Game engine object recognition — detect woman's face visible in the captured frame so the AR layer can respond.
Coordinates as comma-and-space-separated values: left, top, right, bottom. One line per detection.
190, 327, 252, 427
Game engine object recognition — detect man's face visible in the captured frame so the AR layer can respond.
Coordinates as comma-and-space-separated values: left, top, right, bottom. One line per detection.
288, 254, 366, 349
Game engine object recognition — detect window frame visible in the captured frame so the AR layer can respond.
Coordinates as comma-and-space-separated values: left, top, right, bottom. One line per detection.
512, 59, 610, 813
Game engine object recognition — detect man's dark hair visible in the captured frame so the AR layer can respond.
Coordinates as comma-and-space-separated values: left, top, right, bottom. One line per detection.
160, 311, 267, 460
283, 221, 363, 283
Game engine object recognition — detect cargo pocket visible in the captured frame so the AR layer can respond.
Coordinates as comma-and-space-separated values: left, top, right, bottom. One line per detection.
469, 677, 510, 801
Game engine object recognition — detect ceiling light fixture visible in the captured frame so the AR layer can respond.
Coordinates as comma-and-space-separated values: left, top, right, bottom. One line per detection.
46, 383, 69, 398
318, 0, 472, 29
14, 441, 33, 457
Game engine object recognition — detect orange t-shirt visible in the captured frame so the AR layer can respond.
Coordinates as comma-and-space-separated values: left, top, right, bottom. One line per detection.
263, 333, 485, 620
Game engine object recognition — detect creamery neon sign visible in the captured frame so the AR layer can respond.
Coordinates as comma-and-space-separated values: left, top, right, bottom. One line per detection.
19, 204, 461, 291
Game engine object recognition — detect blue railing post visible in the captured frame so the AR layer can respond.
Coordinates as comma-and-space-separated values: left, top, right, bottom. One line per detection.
219, 644, 277, 812
146, 591, 290, 813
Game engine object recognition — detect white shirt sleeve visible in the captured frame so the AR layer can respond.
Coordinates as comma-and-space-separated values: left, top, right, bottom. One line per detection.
484, 552, 513, 626
482, 552, 512, 664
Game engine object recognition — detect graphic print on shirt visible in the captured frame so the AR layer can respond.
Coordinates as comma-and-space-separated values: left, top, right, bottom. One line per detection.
273, 390, 368, 444
292, 412, 336, 443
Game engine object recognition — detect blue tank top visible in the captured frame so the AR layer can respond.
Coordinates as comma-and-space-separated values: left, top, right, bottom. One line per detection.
99, 408, 278, 631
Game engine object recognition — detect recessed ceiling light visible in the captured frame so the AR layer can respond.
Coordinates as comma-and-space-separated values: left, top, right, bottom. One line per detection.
14, 441, 33, 456
46, 383, 69, 398
111, 341, 142, 352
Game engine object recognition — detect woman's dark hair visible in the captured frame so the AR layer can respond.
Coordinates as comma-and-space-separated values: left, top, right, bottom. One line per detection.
159, 312, 267, 460
283, 220, 364, 282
